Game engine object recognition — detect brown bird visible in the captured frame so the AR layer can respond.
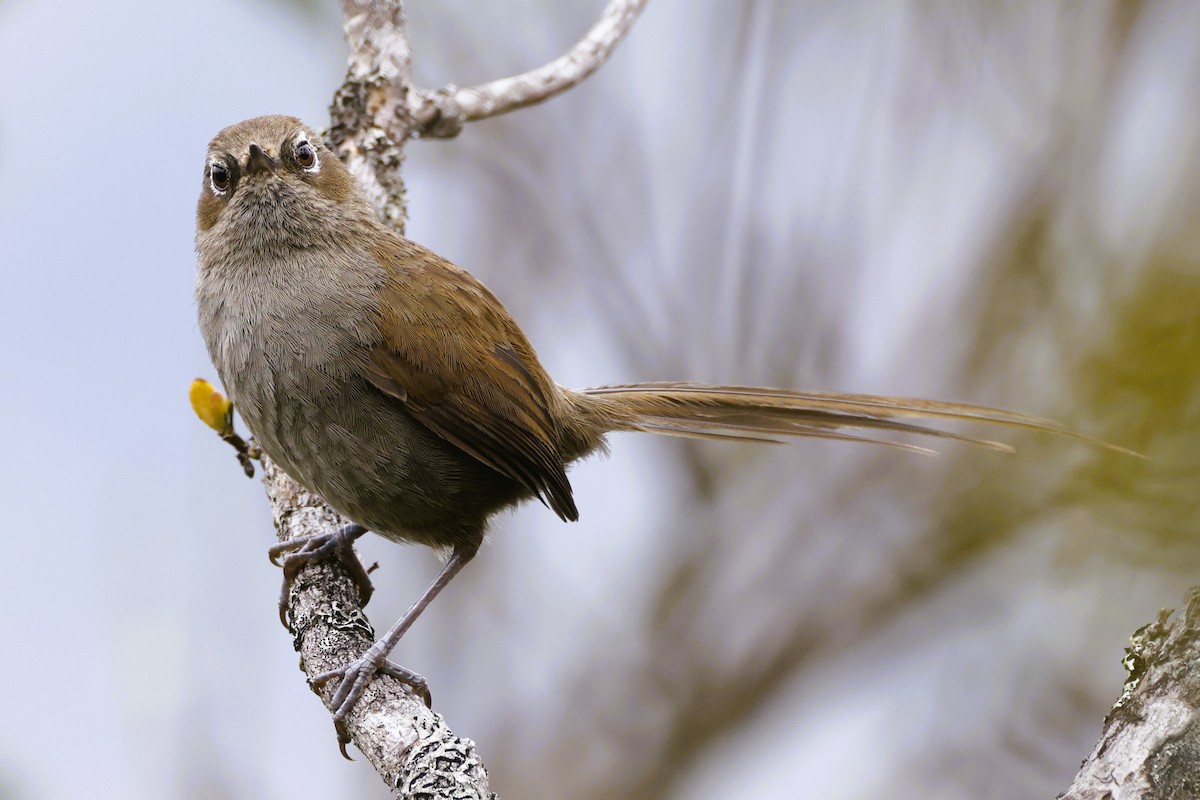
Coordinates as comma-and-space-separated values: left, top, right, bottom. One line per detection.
194, 115, 1122, 749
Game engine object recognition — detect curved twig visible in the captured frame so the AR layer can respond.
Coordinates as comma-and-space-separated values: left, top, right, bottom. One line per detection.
407, 0, 650, 138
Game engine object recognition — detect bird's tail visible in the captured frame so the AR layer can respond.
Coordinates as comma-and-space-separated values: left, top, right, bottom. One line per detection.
573, 382, 1135, 456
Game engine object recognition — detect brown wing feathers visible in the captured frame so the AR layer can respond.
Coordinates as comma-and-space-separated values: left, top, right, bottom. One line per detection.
366, 238, 579, 522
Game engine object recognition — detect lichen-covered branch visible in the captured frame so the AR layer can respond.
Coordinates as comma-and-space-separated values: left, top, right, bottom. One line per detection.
1060, 589, 1200, 799
329, 0, 414, 230
262, 457, 495, 799
328, 0, 417, 230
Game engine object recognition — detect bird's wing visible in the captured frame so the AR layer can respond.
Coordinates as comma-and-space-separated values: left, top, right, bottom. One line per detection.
364, 235, 578, 521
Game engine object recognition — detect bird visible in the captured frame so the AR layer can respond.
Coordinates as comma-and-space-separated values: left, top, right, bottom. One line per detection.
194, 114, 1124, 750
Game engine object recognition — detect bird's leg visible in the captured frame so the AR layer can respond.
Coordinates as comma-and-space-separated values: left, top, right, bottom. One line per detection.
311, 542, 477, 755
269, 523, 374, 627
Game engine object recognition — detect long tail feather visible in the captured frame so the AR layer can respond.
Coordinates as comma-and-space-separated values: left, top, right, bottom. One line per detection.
578, 382, 1138, 456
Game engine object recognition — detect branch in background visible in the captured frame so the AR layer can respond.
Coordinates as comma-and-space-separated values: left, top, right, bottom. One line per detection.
1060, 590, 1200, 799
407, 0, 650, 139
263, 457, 496, 800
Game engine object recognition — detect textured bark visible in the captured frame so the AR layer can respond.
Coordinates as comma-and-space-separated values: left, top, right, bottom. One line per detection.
331, 0, 414, 231
263, 457, 494, 798
1061, 589, 1200, 800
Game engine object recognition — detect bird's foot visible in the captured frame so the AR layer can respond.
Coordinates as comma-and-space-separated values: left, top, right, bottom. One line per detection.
269, 523, 374, 627
311, 651, 432, 758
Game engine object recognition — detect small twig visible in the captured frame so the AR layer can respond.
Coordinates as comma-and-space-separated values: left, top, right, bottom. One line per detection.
220, 431, 260, 478
407, 0, 650, 138
189, 379, 262, 478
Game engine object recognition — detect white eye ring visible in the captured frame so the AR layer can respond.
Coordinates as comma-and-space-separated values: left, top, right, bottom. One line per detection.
209, 161, 231, 195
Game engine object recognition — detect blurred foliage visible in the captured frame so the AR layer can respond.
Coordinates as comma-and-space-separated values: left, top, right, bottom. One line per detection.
932, 261, 1200, 573
1065, 264, 1200, 557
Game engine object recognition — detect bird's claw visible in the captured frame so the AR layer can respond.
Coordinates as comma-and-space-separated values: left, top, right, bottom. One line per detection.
269, 523, 374, 627
311, 655, 431, 759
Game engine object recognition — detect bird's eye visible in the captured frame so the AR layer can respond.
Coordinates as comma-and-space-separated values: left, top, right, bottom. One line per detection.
209, 162, 231, 194
294, 140, 318, 171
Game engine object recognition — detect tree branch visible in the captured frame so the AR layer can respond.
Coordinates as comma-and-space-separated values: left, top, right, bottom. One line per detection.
1060, 588, 1200, 799
263, 457, 495, 799
329, 0, 414, 230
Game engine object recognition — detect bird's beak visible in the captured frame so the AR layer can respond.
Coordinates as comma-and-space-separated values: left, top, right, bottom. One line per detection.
246, 142, 277, 176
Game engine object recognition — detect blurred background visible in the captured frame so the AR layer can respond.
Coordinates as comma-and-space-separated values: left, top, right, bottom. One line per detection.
1, 0, 1197, 797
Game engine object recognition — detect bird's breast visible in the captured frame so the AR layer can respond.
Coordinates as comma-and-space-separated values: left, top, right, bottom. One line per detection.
195, 250, 526, 548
